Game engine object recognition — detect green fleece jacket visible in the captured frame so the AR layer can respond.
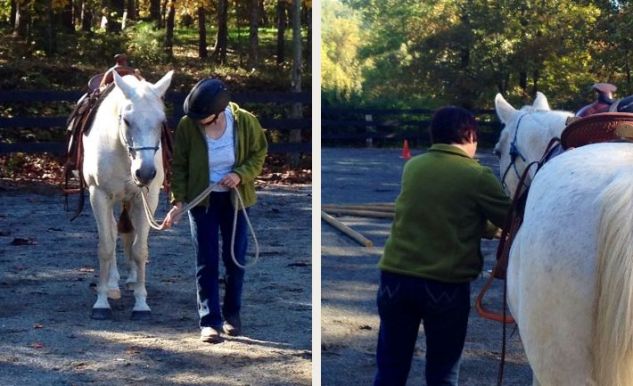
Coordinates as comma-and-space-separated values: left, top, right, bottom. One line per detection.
169, 102, 268, 208
379, 144, 511, 283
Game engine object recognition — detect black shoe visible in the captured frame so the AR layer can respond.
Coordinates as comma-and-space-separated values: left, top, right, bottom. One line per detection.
223, 315, 241, 336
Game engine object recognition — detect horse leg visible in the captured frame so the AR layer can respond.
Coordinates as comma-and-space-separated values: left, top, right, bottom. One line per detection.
127, 192, 156, 320
119, 220, 138, 291
107, 256, 121, 300
89, 187, 117, 320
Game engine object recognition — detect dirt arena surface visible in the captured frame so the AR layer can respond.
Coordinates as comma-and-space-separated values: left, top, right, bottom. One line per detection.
0, 183, 312, 386
321, 147, 532, 385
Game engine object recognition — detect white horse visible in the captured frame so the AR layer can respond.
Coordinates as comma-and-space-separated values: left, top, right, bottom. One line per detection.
495, 94, 633, 385
82, 70, 173, 320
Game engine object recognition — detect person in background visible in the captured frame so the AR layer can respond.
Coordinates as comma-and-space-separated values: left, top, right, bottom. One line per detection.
374, 106, 511, 385
163, 78, 268, 344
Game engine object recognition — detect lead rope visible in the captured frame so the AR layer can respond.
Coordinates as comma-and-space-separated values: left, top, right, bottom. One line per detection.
140, 184, 260, 269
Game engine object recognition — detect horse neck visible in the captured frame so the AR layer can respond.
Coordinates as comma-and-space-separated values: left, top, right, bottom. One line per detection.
93, 90, 127, 149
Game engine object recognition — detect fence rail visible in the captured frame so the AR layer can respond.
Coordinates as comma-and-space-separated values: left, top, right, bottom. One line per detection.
0, 91, 311, 155
322, 108, 500, 147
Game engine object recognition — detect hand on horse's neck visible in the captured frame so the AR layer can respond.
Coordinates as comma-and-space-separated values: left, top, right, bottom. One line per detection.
204, 114, 227, 139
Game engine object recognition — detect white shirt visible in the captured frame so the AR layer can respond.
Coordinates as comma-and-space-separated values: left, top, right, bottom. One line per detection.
206, 108, 235, 192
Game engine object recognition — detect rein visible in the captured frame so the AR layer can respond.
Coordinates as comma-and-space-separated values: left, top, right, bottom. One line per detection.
139, 184, 260, 270
480, 137, 562, 386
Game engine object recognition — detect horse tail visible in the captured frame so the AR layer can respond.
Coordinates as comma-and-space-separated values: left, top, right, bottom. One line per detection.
117, 204, 134, 234
594, 170, 633, 386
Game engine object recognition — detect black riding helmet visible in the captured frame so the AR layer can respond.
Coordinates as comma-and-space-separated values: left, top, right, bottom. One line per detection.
183, 78, 230, 121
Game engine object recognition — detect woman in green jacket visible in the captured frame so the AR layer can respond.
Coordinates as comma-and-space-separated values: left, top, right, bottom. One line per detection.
374, 106, 511, 385
164, 78, 267, 344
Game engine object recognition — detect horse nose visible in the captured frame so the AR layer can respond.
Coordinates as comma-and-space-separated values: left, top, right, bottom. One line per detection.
134, 167, 157, 186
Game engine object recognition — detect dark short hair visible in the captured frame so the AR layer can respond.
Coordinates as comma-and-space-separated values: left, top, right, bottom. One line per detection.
429, 106, 479, 144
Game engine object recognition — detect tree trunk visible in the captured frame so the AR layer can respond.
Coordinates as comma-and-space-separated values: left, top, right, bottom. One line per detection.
289, 0, 302, 165
159, 0, 168, 28
80, 0, 93, 32
164, 0, 175, 58
10, 0, 16, 28
127, 0, 136, 20
531, 69, 540, 96
259, 0, 268, 26
62, 0, 74, 32
14, 0, 30, 38
150, 0, 160, 25
212, 0, 228, 64
276, 0, 286, 64
248, 0, 259, 69
46, 0, 57, 55
305, 0, 311, 69
519, 71, 527, 93
197, 6, 207, 59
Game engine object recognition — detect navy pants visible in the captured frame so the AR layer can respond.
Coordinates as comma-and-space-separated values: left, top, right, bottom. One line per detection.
188, 192, 248, 329
374, 271, 471, 386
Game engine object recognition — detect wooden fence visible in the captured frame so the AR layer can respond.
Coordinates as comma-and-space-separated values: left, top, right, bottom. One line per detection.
322, 107, 500, 147
0, 90, 311, 154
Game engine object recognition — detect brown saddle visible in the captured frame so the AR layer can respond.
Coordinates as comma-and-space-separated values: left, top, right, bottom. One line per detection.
561, 112, 633, 149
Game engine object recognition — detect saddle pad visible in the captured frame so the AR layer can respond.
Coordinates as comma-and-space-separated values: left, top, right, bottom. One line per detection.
561, 112, 633, 149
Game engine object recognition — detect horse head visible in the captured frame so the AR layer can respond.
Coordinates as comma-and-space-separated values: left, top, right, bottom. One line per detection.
113, 70, 174, 187
493, 92, 573, 196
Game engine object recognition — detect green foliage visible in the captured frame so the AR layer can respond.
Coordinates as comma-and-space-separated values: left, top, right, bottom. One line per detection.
327, 0, 632, 111
126, 22, 166, 67
321, 0, 364, 102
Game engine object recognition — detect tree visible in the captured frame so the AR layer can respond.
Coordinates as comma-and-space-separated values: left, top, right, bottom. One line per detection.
276, 0, 288, 64
289, 0, 302, 164
150, 0, 160, 25
212, 0, 228, 64
197, 5, 207, 58
248, 0, 259, 69
13, 0, 30, 37
321, 0, 363, 101
164, 0, 176, 58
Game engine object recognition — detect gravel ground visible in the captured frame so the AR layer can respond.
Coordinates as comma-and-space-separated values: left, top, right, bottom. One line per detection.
0, 183, 312, 386
321, 147, 532, 385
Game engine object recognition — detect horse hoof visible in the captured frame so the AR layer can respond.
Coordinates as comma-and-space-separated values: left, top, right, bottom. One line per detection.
131, 310, 151, 321
107, 288, 121, 300
91, 308, 113, 320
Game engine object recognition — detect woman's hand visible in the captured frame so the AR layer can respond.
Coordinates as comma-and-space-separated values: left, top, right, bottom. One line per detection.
219, 172, 241, 189
163, 202, 183, 229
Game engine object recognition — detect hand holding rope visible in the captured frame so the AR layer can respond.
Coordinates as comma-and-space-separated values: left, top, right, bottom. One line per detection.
139, 183, 260, 269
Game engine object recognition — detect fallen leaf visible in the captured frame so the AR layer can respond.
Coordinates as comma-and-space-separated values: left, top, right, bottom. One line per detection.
78, 267, 94, 273
31, 342, 44, 349
33, 323, 44, 329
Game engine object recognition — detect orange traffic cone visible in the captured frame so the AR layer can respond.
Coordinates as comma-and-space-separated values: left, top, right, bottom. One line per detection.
401, 139, 412, 160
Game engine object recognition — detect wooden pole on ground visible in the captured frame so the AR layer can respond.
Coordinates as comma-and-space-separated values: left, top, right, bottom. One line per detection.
321, 208, 394, 219
322, 204, 394, 213
321, 210, 373, 247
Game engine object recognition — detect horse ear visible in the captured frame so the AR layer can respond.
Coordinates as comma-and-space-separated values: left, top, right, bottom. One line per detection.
533, 91, 551, 111
495, 93, 517, 124
153, 70, 174, 97
113, 70, 136, 99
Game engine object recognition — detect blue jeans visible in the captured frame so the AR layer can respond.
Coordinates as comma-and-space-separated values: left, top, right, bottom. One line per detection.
374, 271, 471, 386
188, 192, 248, 329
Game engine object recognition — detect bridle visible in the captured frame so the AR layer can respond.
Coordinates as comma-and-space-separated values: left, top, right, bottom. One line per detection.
118, 114, 160, 158
499, 112, 530, 193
